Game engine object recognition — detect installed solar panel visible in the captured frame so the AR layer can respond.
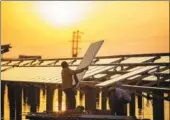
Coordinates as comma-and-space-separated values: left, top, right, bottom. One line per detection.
72, 60, 81, 65
127, 75, 141, 80
94, 74, 107, 79
85, 58, 121, 73
121, 57, 155, 63
55, 60, 74, 65
154, 56, 169, 63
121, 84, 170, 93
18, 60, 34, 66
40, 61, 57, 65
1, 53, 169, 87
1, 66, 11, 71
1, 67, 61, 84
96, 66, 156, 87
142, 75, 158, 81
31, 60, 42, 66
84, 66, 114, 78
84, 56, 156, 79
1, 61, 9, 65
6, 61, 20, 65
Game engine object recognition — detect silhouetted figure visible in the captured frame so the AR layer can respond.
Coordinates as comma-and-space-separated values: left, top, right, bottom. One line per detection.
109, 85, 131, 116
61, 61, 88, 110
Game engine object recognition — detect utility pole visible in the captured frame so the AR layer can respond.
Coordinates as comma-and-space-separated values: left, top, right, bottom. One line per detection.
72, 30, 83, 57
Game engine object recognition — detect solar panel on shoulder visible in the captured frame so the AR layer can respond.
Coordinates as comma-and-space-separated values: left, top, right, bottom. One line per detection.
73, 40, 104, 87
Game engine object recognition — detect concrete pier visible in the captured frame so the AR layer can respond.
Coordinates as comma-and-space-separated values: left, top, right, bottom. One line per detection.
46, 86, 55, 112
58, 89, 62, 111
130, 93, 136, 116
15, 85, 22, 120
101, 89, 108, 110
153, 91, 164, 120
82, 86, 97, 110
28, 87, 38, 113
1, 83, 5, 119
8, 84, 16, 119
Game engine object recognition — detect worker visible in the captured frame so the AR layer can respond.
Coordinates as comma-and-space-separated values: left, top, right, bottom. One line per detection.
109, 82, 131, 116
61, 61, 88, 110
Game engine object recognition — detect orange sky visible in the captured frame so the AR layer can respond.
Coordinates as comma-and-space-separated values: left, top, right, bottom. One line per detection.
1, 1, 169, 58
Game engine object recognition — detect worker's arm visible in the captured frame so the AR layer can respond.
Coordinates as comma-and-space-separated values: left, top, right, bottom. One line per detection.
70, 66, 88, 74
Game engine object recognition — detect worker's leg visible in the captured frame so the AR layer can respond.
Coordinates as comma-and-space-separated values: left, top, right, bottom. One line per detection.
109, 94, 117, 115
70, 88, 76, 109
116, 99, 125, 116
64, 88, 72, 110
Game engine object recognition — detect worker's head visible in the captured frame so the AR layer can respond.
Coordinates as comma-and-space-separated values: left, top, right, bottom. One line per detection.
61, 61, 68, 68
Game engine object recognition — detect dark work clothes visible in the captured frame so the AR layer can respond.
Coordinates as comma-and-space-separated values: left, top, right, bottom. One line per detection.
64, 88, 76, 110
109, 92, 118, 115
109, 91, 127, 116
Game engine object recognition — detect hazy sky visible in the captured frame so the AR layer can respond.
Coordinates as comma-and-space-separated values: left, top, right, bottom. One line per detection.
1, 1, 169, 58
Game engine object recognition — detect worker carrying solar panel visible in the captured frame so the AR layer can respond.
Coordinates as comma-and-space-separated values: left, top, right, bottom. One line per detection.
61, 61, 88, 110
108, 82, 131, 116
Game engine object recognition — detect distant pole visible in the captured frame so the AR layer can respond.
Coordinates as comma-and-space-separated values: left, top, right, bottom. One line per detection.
72, 31, 75, 57
75, 30, 79, 57
72, 30, 83, 57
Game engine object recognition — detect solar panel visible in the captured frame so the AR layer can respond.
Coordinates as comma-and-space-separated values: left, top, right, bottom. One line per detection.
1, 61, 9, 65
71, 60, 81, 65
86, 58, 121, 73
76, 40, 104, 81
1, 66, 11, 71
84, 66, 114, 78
121, 57, 156, 63
142, 75, 158, 81
161, 69, 170, 73
1, 67, 62, 84
31, 60, 42, 66
96, 66, 156, 87
1, 53, 169, 87
127, 75, 141, 80
84, 56, 157, 80
110, 74, 121, 79
55, 60, 74, 65
6, 61, 20, 65
40, 61, 57, 65
94, 74, 107, 79
18, 60, 34, 66
154, 56, 169, 63
121, 84, 170, 93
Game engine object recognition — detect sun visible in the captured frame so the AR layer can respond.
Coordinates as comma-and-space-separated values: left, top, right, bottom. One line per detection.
35, 1, 93, 27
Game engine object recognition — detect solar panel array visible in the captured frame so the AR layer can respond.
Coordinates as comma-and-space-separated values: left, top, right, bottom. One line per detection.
1, 54, 170, 88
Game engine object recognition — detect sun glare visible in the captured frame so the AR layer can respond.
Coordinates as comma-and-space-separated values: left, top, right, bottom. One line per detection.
36, 1, 93, 27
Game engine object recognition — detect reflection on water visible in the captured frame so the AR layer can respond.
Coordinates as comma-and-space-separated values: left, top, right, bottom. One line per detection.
2, 84, 170, 120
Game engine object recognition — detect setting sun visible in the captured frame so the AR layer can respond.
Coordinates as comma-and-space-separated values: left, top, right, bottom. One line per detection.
35, 1, 93, 27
